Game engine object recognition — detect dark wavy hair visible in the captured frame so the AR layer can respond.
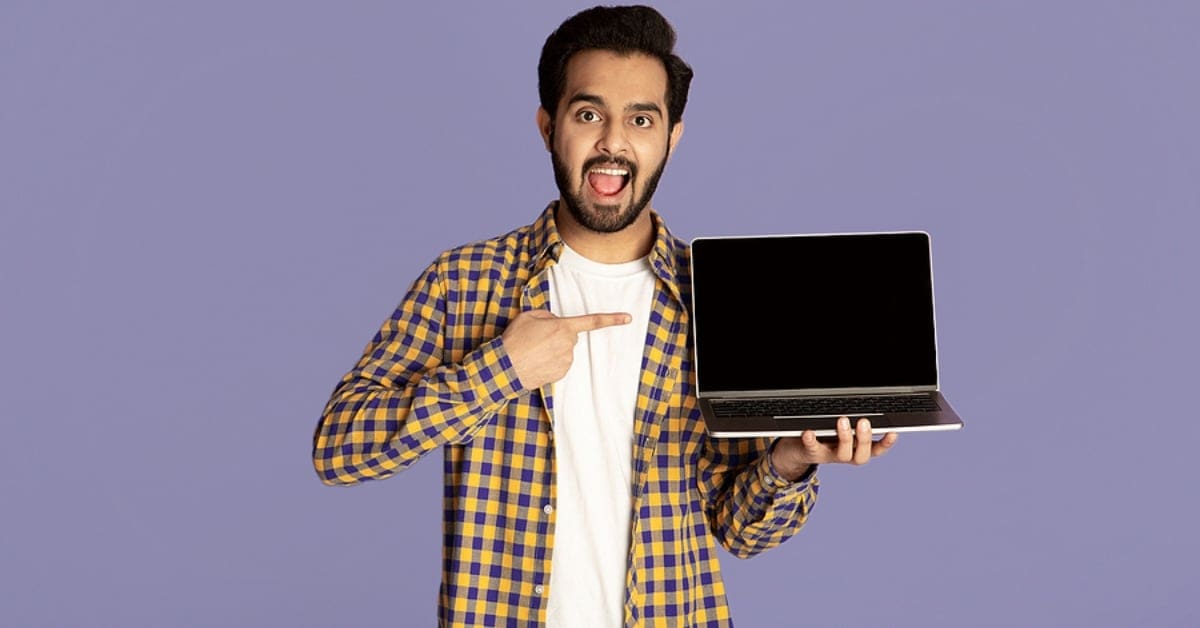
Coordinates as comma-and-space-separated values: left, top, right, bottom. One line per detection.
538, 5, 693, 130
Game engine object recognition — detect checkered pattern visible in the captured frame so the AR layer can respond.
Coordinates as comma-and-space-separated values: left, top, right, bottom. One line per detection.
313, 204, 819, 627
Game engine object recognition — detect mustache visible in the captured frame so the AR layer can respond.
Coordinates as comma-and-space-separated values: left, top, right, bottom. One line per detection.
582, 155, 637, 179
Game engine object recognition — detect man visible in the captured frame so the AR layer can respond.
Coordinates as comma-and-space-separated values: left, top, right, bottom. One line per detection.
313, 5, 897, 626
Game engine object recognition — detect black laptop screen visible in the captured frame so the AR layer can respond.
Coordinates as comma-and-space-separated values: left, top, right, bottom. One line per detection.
690, 232, 938, 393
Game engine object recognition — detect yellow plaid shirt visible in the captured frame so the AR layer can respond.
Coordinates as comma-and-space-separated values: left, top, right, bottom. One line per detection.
313, 204, 818, 627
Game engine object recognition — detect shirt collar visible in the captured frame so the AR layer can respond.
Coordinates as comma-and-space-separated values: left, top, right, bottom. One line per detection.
527, 202, 565, 271
528, 201, 682, 280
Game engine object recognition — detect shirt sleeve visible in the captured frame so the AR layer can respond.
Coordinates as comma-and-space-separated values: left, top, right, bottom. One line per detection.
311, 260, 527, 486
696, 433, 819, 558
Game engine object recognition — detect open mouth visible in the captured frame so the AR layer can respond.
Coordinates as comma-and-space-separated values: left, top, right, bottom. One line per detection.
586, 166, 630, 197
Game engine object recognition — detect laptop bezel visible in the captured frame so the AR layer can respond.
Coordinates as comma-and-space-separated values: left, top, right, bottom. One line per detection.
688, 230, 943, 400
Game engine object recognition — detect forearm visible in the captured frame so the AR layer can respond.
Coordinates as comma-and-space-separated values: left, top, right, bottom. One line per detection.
700, 437, 819, 558
313, 336, 525, 485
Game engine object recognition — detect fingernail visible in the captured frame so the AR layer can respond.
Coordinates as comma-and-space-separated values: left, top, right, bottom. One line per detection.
838, 417, 849, 430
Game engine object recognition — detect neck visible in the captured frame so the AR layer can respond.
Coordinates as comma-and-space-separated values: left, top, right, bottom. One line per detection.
555, 200, 655, 264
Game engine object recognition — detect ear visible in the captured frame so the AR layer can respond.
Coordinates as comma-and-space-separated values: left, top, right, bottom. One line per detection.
536, 107, 553, 151
667, 119, 684, 157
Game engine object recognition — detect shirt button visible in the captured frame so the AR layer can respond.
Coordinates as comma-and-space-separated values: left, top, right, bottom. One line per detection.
543, 504, 554, 515
534, 585, 545, 595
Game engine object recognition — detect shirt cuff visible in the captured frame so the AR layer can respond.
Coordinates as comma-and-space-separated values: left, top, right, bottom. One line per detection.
466, 336, 528, 404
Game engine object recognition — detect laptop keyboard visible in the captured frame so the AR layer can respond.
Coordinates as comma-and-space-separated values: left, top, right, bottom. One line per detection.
710, 394, 940, 418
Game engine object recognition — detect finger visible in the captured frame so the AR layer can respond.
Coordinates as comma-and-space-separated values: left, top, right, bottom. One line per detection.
801, 429, 840, 463
835, 416, 854, 462
561, 312, 632, 333
871, 432, 899, 457
853, 418, 873, 465
800, 430, 824, 463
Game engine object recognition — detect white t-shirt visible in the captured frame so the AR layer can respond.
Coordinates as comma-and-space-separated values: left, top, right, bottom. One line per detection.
544, 243, 656, 627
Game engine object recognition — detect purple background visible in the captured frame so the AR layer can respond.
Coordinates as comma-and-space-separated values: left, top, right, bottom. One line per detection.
3, 1, 1197, 626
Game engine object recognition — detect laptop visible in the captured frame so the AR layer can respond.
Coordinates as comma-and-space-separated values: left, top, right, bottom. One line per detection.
689, 231, 964, 437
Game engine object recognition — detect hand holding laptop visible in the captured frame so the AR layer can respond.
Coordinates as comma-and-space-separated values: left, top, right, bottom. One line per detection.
770, 417, 899, 481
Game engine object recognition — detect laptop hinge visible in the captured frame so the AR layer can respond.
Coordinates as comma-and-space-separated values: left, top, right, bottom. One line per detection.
700, 385, 936, 399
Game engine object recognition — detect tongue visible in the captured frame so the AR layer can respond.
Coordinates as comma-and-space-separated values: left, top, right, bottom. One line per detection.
588, 172, 625, 196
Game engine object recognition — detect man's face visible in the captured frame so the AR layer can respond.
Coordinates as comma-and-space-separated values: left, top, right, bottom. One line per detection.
539, 49, 683, 234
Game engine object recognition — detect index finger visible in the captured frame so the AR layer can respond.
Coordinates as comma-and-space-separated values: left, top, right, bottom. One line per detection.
560, 312, 632, 333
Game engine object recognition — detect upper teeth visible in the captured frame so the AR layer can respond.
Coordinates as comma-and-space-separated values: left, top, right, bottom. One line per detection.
591, 167, 628, 176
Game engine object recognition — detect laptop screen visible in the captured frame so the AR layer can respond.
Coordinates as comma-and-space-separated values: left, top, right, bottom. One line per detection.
690, 232, 938, 394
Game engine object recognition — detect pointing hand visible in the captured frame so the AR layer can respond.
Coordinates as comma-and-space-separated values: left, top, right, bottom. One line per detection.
501, 309, 632, 390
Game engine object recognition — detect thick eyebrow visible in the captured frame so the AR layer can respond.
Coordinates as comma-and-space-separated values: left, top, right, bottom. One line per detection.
567, 92, 664, 117
627, 102, 664, 117
567, 93, 607, 109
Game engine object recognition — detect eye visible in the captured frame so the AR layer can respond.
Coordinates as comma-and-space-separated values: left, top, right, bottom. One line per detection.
632, 115, 653, 128
577, 110, 601, 123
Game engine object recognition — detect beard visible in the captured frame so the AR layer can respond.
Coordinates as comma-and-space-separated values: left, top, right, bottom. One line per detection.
550, 143, 668, 234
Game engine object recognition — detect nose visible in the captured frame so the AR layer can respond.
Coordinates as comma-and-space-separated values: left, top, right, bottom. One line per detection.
596, 119, 629, 156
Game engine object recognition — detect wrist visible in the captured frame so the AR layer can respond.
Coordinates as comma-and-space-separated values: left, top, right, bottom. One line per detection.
769, 440, 814, 483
